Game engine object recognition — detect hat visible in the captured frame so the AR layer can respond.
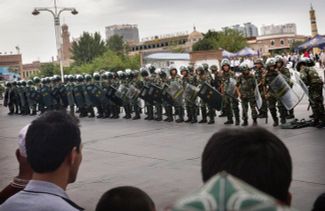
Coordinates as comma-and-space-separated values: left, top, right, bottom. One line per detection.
18, 124, 30, 158
172, 172, 294, 211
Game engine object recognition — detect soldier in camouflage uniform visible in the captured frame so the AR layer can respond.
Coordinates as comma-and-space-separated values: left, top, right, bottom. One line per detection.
19, 80, 29, 115
84, 74, 102, 118
221, 59, 240, 125
275, 55, 294, 120
50, 76, 60, 110
236, 63, 258, 126
40, 77, 54, 113
118, 71, 132, 119
4, 82, 15, 115
181, 66, 198, 123
100, 72, 111, 118
297, 58, 325, 128
11, 81, 20, 114
264, 58, 287, 127
169, 67, 185, 123
93, 72, 105, 118
129, 70, 143, 120
110, 72, 121, 119
73, 75, 87, 118
254, 59, 268, 118
66, 75, 76, 116
196, 65, 215, 124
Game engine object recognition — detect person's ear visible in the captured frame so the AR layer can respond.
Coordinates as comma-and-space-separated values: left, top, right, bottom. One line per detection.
69, 147, 79, 166
15, 149, 21, 162
286, 192, 292, 206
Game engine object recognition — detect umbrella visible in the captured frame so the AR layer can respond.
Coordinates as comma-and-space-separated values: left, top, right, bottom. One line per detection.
222, 50, 236, 58
172, 172, 295, 211
297, 35, 325, 50
236, 47, 258, 57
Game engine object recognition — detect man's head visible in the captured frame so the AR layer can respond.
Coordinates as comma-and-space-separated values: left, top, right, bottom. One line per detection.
96, 186, 156, 211
26, 111, 82, 184
201, 127, 292, 204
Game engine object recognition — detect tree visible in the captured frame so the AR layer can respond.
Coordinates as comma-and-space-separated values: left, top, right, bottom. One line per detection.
107, 35, 125, 53
71, 32, 107, 65
192, 29, 247, 52
38, 63, 60, 77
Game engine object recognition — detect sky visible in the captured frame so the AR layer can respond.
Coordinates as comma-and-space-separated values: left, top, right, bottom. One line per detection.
0, 0, 324, 63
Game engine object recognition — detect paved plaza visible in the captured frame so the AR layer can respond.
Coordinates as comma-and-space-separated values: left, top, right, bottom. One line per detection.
0, 103, 324, 211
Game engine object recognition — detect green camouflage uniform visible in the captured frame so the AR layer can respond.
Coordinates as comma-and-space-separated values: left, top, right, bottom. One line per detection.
254, 67, 268, 117
300, 66, 325, 124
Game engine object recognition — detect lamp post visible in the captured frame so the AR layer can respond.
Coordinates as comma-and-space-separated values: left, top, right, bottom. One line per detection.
32, 0, 78, 82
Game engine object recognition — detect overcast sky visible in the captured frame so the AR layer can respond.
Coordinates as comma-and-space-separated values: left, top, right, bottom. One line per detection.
1, 0, 324, 63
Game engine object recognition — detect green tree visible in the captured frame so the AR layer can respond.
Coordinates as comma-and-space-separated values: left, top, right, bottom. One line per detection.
71, 32, 107, 65
193, 29, 247, 52
38, 63, 60, 77
107, 35, 125, 53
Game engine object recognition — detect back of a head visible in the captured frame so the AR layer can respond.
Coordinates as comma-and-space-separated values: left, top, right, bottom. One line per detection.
201, 127, 292, 203
26, 111, 81, 173
96, 186, 155, 211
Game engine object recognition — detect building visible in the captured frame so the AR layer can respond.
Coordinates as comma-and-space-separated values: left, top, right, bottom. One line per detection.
21, 61, 44, 79
0, 53, 22, 80
309, 5, 318, 37
59, 24, 73, 67
260, 23, 297, 36
143, 52, 190, 70
105, 24, 140, 44
223, 23, 258, 38
247, 33, 307, 56
190, 50, 222, 66
129, 27, 203, 55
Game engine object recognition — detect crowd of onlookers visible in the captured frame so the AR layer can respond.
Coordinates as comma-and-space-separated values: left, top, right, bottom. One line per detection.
0, 111, 324, 210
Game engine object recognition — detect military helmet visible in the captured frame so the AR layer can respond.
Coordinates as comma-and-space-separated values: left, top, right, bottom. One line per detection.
210, 65, 218, 72
140, 68, 149, 77
21, 80, 27, 86
117, 71, 126, 80
187, 65, 194, 73
133, 70, 140, 77
195, 65, 204, 75
17, 81, 21, 86
64, 75, 69, 81
221, 59, 231, 67
306, 58, 315, 67
128, 71, 135, 79
41, 78, 47, 84
107, 72, 113, 80
93, 72, 101, 81
68, 75, 75, 82
296, 57, 309, 72
76, 74, 84, 82
27, 80, 33, 86
33, 77, 41, 83
239, 63, 250, 72
265, 58, 276, 68
180, 66, 188, 74
202, 63, 209, 71
275, 55, 285, 64
84, 74, 92, 81
254, 58, 264, 66
12, 81, 17, 86
148, 65, 156, 74
159, 69, 167, 78
101, 72, 108, 80
5, 81, 12, 87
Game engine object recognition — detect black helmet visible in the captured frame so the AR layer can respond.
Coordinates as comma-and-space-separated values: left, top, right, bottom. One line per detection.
133, 70, 140, 78
107, 72, 113, 80
64, 75, 69, 81
296, 57, 309, 72
101, 72, 108, 80
148, 65, 156, 74
76, 75, 84, 82
12, 81, 17, 86
41, 78, 47, 84
140, 68, 149, 77
5, 81, 11, 87
21, 80, 27, 86
68, 75, 75, 82
85, 74, 92, 81
33, 77, 41, 84
202, 63, 209, 71
17, 81, 21, 86
27, 80, 33, 86
117, 71, 126, 80
159, 70, 167, 78
128, 71, 135, 79
93, 72, 101, 81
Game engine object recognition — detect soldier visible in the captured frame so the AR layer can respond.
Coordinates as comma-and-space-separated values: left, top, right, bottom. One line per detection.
33, 77, 42, 113
25, 80, 37, 115
11, 81, 20, 114
169, 67, 184, 123
196, 65, 215, 124
93, 72, 105, 118
181, 66, 198, 123
236, 63, 258, 126
221, 59, 240, 125
57, 75, 69, 111
66, 75, 76, 116
100, 72, 111, 118
110, 72, 121, 119
19, 80, 28, 115
158, 69, 173, 122
117, 70, 132, 119
40, 77, 54, 113
141, 68, 154, 120
264, 58, 287, 127
4, 82, 15, 115
129, 70, 143, 120
147, 65, 160, 121
275, 55, 294, 119
254, 59, 268, 118
297, 58, 325, 128
84, 74, 100, 118
73, 75, 87, 118
50, 76, 60, 110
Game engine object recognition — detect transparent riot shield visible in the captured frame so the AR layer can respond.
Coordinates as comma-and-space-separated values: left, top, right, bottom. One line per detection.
167, 81, 184, 105
269, 74, 300, 110
126, 85, 140, 102
183, 83, 199, 103
115, 84, 129, 104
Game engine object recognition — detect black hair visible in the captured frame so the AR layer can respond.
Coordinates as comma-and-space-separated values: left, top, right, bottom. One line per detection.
26, 111, 81, 173
96, 186, 155, 211
201, 127, 292, 203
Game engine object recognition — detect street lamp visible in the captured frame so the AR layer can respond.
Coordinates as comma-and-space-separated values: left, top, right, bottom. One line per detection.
32, 0, 78, 82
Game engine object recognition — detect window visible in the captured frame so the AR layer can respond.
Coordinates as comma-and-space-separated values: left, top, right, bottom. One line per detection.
280, 39, 285, 46
271, 40, 275, 46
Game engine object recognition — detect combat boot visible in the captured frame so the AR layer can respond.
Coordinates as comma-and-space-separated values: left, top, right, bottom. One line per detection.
164, 106, 173, 122
235, 118, 240, 126
208, 111, 215, 124
280, 118, 286, 125
224, 118, 234, 125
252, 118, 258, 126
241, 120, 248, 126
199, 107, 207, 123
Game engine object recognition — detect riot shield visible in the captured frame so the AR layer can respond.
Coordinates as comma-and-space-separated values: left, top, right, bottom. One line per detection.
225, 78, 237, 97
139, 85, 153, 104
198, 82, 223, 111
161, 84, 174, 105
269, 74, 300, 110
167, 81, 184, 105
115, 84, 129, 104
254, 80, 263, 110
107, 86, 123, 106
126, 85, 140, 102
293, 71, 309, 96
148, 84, 163, 103
183, 83, 199, 104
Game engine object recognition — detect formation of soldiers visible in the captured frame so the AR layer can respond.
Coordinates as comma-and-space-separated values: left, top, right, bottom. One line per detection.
3, 56, 325, 128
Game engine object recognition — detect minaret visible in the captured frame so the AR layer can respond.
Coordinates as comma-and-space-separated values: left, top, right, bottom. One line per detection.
61, 24, 72, 66
310, 4, 318, 37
